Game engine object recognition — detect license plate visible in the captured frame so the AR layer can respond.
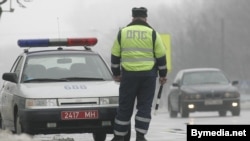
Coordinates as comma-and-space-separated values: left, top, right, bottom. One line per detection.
61, 110, 98, 120
204, 99, 223, 105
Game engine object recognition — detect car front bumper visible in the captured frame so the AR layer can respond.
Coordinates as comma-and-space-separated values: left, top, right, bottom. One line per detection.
19, 107, 117, 134
181, 98, 240, 112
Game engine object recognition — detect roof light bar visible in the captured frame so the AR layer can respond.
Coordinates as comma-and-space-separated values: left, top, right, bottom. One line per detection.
18, 38, 98, 47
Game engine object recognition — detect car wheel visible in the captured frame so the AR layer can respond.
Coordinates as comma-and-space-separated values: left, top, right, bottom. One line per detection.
92, 132, 106, 141
15, 113, 22, 134
0, 115, 6, 130
0, 114, 2, 129
218, 110, 227, 117
231, 109, 240, 116
168, 104, 178, 118
180, 105, 189, 118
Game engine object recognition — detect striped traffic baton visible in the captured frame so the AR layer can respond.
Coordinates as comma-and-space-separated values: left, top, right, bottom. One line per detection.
154, 84, 163, 115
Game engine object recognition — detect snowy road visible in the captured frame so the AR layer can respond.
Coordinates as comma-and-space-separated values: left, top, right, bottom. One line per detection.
31, 109, 186, 141
1, 109, 250, 141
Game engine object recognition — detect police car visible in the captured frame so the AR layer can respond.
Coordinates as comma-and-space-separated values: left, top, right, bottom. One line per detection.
0, 38, 119, 141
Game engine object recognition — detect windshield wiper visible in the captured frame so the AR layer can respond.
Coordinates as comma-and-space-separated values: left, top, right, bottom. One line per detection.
62, 77, 105, 81
23, 78, 67, 83
23, 77, 105, 83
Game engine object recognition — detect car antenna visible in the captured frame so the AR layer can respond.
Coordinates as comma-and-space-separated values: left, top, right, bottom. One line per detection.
57, 17, 61, 39
57, 17, 63, 50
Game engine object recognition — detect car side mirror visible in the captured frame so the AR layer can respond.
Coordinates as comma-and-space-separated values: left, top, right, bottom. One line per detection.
2, 73, 18, 83
172, 83, 180, 87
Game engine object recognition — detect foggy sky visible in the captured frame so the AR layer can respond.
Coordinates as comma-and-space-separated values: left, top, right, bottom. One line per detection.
1, 0, 250, 105
0, 0, 185, 71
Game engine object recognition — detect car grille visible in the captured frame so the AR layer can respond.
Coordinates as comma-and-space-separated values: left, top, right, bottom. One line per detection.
58, 98, 99, 106
204, 92, 223, 99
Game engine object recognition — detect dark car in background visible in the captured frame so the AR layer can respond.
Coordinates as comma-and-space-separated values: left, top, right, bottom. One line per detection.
167, 68, 240, 118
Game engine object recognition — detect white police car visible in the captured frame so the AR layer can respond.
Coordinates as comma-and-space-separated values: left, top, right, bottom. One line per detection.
0, 38, 119, 141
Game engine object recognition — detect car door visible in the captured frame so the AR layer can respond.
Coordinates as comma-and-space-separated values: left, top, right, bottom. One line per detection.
1, 56, 24, 129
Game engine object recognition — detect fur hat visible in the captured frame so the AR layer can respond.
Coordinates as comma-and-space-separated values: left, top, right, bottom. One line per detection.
132, 7, 147, 18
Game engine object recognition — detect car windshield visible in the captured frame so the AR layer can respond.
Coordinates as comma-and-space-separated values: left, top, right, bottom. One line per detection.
182, 71, 229, 85
21, 53, 113, 82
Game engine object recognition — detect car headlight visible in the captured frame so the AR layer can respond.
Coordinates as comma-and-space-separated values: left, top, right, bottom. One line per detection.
25, 99, 58, 108
100, 97, 119, 105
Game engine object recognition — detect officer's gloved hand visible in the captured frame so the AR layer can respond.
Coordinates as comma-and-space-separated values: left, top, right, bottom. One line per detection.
159, 77, 167, 85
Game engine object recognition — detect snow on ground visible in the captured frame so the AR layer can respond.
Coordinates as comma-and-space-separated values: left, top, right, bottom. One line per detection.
1, 104, 250, 141
0, 129, 39, 141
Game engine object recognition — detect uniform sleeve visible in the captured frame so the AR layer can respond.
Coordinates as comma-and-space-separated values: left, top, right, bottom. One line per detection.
154, 32, 168, 77
111, 32, 122, 76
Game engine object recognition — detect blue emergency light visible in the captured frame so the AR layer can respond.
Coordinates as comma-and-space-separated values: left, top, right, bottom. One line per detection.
18, 38, 98, 47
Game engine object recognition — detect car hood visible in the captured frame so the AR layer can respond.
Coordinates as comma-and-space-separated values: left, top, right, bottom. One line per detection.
181, 84, 239, 93
18, 81, 119, 98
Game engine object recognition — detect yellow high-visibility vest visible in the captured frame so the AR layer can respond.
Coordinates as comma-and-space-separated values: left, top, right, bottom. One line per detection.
112, 25, 166, 71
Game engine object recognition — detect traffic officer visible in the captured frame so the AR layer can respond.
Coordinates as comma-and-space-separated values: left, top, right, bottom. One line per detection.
110, 7, 167, 141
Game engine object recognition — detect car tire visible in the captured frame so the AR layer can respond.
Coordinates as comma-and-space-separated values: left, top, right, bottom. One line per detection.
180, 104, 189, 118
168, 104, 178, 118
92, 132, 106, 141
170, 111, 178, 118
218, 110, 227, 117
0, 115, 6, 130
231, 109, 240, 116
0, 114, 2, 129
15, 112, 22, 134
